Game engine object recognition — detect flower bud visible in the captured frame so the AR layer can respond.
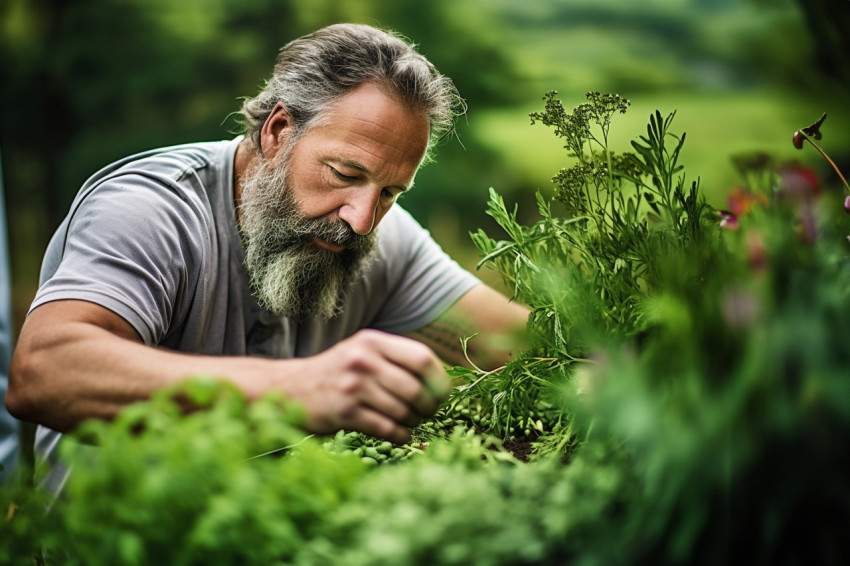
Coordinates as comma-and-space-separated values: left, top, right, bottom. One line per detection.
844, 195, 850, 215
792, 131, 805, 150
717, 210, 738, 230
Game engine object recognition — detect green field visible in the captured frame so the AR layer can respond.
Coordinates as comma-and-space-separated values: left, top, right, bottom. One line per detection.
471, 90, 850, 207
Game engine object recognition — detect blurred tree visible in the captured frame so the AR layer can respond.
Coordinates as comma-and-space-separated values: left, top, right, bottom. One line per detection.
286, 0, 528, 107
0, 0, 302, 323
791, 0, 850, 86
0, 0, 74, 234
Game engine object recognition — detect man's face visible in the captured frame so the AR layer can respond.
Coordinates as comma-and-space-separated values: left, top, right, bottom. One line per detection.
239, 83, 430, 319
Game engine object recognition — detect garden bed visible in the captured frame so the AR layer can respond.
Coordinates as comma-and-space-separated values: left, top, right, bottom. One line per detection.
3, 91, 850, 565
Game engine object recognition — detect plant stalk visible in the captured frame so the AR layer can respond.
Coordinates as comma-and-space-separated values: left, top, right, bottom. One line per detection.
801, 132, 850, 193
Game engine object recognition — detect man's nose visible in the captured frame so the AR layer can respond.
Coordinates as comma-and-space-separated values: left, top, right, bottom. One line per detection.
338, 189, 381, 235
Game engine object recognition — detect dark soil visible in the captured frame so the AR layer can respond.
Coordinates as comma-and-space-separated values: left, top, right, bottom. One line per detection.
503, 437, 534, 462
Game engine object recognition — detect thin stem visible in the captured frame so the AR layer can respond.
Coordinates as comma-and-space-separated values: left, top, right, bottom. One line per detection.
802, 132, 850, 193
246, 434, 316, 460
456, 363, 506, 392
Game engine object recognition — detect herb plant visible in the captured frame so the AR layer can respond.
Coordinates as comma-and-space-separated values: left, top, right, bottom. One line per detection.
458, 91, 720, 456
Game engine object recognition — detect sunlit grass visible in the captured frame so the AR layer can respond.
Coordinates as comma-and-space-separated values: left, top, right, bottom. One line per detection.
468, 89, 850, 207
429, 86, 850, 286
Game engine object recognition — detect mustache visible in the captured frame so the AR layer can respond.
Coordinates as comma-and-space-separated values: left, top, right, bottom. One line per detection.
263, 214, 372, 253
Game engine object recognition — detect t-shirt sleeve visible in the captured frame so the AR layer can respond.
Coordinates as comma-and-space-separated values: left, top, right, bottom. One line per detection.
368, 207, 481, 334
30, 173, 208, 345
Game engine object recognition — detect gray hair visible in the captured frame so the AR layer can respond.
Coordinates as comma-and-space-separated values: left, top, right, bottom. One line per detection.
238, 23, 465, 164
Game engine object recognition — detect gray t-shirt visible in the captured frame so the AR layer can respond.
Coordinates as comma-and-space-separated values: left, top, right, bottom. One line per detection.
30, 137, 479, 490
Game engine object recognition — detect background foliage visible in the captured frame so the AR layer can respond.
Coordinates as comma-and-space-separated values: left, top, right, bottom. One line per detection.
1, 0, 849, 327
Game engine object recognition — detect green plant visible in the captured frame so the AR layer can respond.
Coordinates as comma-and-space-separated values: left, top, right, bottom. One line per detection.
461, 95, 850, 563
302, 431, 625, 566
461, 91, 721, 458
38, 378, 365, 566
1, 472, 54, 565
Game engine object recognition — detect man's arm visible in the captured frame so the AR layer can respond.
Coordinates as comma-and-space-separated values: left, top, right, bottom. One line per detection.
405, 284, 529, 370
6, 300, 450, 444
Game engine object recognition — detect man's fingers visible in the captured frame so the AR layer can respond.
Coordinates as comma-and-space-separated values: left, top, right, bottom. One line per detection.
298, 330, 452, 441
340, 371, 421, 428
356, 330, 451, 409
361, 360, 441, 419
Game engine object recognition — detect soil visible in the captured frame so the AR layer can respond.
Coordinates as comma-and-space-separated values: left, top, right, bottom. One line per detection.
503, 437, 534, 462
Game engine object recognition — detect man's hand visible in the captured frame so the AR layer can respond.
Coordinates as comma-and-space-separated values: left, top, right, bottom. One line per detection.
280, 329, 450, 444
7, 300, 449, 445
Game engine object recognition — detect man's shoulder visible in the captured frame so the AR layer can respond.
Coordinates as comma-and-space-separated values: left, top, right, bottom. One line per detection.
65, 137, 242, 221
375, 206, 433, 252
91, 138, 239, 186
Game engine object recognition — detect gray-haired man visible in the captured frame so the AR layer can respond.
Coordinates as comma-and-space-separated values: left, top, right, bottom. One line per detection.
7, 24, 528, 478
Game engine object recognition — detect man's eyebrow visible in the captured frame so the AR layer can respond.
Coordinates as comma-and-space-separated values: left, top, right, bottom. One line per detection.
333, 158, 412, 192
337, 158, 368, 173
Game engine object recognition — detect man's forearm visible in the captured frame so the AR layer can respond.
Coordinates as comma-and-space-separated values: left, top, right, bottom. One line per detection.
7, 304, 276, 432
406, 284, 530, 370
6, 300, 450, 444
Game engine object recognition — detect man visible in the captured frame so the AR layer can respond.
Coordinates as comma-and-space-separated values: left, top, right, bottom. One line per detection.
5, 24, 528, 476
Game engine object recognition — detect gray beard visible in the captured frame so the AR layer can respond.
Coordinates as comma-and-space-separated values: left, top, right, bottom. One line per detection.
237, 147, 377, 320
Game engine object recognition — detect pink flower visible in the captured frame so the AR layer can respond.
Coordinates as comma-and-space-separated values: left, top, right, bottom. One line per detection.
777, 165, 820, 201
717, 210, 739, 230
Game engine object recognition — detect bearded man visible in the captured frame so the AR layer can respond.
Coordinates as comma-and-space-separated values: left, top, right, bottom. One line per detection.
6, 23, 528, 490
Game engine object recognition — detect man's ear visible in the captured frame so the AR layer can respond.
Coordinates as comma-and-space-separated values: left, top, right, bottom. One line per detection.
259, 102, 293, 158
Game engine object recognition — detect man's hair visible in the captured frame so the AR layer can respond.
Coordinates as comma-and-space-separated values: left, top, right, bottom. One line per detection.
239, 23, 465, 164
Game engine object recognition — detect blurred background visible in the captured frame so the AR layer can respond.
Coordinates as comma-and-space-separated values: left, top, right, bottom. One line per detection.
1, 0, 848, 332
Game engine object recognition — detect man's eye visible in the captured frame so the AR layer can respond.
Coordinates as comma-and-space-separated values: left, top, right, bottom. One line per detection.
330, 166, 357, 182
382, 188, 398, 203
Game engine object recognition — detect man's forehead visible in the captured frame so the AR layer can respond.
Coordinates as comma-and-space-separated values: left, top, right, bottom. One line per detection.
306, 84, 430, 170
313, 83, 428, 136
